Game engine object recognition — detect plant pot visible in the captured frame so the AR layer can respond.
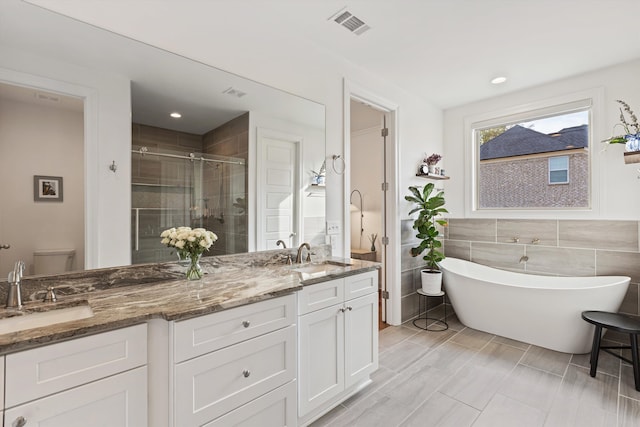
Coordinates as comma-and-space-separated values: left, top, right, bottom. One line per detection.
428, 165, 436, 174
421, 269, 442, 294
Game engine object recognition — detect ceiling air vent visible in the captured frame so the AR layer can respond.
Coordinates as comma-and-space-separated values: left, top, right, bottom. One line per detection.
222, 87, 246, 98
330, 8, 370, 35
34, 92, 60, 103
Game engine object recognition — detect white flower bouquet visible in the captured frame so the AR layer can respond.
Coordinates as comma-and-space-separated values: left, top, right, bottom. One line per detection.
160, 226, 218, 279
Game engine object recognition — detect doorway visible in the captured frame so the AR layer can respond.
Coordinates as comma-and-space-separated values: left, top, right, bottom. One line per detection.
345, 80, 400, 327
0, 81, 85, 277
349, 100, 386, 329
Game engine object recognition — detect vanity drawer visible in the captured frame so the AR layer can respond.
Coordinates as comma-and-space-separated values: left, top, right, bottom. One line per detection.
297, 278, 344, 315
173, 294, 295, 362
5, 323, 147, 407
203, 380, 296, 427
344, 270, 378, 301
174, 325, 296, 426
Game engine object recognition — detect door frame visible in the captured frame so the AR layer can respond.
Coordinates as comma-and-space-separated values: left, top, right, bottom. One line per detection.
0, 67, 98, 269
343, 79, 401, 326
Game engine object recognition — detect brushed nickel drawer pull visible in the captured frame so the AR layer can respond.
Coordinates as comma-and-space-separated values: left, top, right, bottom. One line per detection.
242, 320, 250, 328
242, 369, 251, 378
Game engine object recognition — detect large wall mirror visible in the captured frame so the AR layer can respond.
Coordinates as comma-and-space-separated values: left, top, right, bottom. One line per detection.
0, 0, 326, 277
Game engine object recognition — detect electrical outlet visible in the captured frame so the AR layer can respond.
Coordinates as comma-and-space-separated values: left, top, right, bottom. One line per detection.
326, 221, 340, 235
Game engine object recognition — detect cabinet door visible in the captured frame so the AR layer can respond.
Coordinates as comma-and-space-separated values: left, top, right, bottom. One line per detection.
298, 303, 345, 416
4, 366, 147, 427
345, 292, 378, 389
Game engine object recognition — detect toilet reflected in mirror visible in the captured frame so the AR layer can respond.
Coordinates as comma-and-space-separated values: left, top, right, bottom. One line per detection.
33, 249, 75, 275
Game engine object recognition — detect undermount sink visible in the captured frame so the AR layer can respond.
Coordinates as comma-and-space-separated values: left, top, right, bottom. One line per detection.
292, 261, 352, 280
0, 303, 94, 335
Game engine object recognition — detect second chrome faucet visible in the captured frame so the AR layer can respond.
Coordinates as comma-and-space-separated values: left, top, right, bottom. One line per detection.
6, 260, 25, 309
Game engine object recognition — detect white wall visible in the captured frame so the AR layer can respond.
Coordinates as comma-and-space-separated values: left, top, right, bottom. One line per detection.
0, 97, 84, 275
0, 47, 131, 268
444, 59, 640, 220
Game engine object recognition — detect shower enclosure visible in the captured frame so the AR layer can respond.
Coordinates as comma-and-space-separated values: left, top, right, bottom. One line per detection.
131, 145, 247, 264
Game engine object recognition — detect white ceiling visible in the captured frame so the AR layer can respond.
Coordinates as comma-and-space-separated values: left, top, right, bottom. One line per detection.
1, 0, 325, 134
21, 0, 640, 110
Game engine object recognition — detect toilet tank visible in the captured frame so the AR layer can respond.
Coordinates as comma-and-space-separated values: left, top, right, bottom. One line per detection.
33, 249, 76, 275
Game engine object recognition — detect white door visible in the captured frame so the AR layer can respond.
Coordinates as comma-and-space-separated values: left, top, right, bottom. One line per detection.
4, 367, 147, 427
298, 304, 345, 417
256, 129, 301, 250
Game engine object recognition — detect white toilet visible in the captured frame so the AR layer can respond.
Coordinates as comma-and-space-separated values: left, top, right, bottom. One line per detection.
33, 249, 76, 275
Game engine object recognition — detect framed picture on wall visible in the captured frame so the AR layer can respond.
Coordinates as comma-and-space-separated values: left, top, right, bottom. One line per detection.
34, 175, 63, 202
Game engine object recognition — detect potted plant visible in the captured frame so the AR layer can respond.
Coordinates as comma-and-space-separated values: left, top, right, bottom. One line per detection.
424, 153, 442, 174
405, 182, 448, 294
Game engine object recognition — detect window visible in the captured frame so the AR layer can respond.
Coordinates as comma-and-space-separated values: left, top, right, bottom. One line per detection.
549, 156, 569, 184
471, 98, 592, 210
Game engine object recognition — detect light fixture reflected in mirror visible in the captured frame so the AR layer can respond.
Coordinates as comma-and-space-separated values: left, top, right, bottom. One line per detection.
350, 189, 364, 249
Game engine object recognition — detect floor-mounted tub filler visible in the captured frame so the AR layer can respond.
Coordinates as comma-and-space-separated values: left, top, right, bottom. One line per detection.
439, 258, 631, 354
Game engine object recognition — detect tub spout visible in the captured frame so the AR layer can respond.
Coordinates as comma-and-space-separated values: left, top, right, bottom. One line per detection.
519, 255, 529, 263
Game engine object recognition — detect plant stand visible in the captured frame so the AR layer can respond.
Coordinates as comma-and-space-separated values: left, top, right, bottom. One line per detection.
412, 289, 448, 331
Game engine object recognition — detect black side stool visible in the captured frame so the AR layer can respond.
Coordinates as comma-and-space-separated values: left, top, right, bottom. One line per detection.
413, 289, 448, 331
581, 311, 640, 391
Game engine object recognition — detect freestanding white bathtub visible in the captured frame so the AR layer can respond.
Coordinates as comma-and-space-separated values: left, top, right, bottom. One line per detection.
439, 258, 631, 354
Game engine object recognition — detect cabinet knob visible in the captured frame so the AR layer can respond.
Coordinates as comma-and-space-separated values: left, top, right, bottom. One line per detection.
242, 320, 250, 328
347, 306, 353, 311
14, 416, 27, 427
242, 369, 251, 378
339, 307, 345, 313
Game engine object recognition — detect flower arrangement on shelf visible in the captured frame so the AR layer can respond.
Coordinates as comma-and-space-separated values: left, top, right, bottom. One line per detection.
602, 100, 640, 151
160, 226, 218, 280
424, 153, 442, 165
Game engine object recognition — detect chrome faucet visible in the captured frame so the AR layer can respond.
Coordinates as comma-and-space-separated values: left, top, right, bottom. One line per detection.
295, 243, 311, 264
6, 260, 25, 309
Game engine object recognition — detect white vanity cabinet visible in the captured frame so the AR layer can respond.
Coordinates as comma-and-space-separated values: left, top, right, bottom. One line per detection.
171, 294, 297, 427
3, 324, 148, 427
297, 270, 378, 425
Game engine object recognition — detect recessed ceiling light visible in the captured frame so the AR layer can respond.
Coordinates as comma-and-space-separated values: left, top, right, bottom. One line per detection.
491, 76, 507, 85
170, 112, 182, 118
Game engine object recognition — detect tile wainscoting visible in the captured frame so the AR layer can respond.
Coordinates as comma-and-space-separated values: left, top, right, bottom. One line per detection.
401, 218, 640, 333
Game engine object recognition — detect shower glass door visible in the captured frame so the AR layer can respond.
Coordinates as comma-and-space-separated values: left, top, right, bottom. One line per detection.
131, 146, 246, 264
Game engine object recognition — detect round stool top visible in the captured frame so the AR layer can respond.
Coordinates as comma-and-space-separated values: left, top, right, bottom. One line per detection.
417, 289, 444, 297
581, 311, 640, 334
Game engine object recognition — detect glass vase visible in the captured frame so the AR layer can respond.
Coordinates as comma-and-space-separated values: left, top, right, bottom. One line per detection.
185, 253, 203, 280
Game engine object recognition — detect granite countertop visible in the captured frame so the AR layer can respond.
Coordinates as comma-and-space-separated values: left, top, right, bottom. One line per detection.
0, 250, 379, 354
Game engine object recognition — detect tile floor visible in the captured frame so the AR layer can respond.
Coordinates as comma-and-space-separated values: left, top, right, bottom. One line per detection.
311, 305, 640, 427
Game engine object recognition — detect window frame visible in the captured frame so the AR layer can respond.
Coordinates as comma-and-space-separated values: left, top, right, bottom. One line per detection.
548, 155, 569, 185
463, 88, 604, 218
